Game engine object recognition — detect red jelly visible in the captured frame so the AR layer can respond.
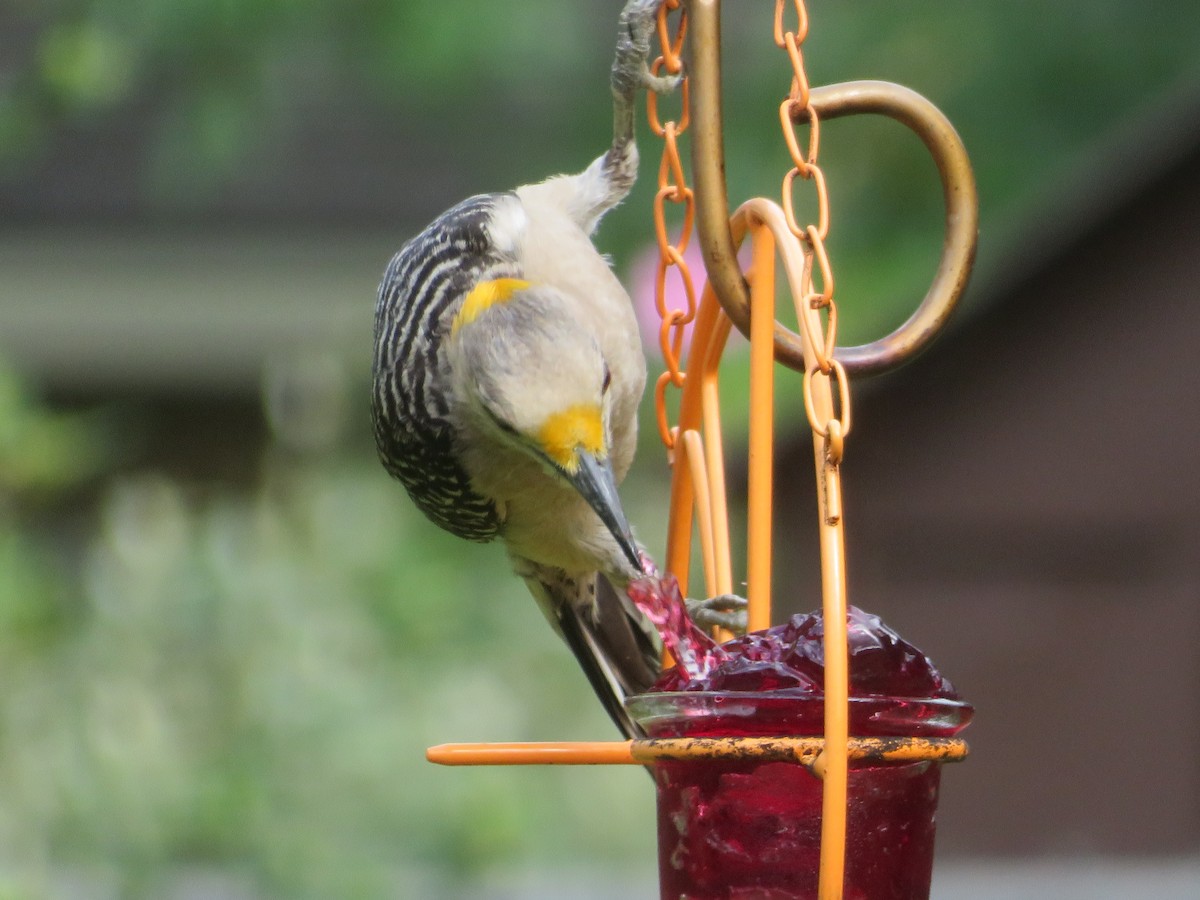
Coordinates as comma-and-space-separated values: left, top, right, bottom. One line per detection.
625, 576, 972, 900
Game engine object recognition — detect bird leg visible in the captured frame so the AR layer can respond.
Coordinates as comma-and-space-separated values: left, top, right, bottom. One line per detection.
611, 0, 683, 143
686, 593, 749, 635
567, 0, 681, 234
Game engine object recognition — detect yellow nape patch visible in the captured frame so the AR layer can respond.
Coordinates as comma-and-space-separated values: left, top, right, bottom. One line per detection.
538, 404, 605, 471
451, 278, 532, 336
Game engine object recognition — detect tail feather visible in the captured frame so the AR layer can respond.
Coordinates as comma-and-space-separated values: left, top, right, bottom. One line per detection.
520, 566, 662, 739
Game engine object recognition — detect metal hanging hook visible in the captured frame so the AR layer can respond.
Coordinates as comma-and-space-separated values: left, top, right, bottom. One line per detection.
688, 0, 979, 377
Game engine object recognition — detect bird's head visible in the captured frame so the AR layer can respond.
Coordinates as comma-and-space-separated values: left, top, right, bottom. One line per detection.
447, 278, 643, 575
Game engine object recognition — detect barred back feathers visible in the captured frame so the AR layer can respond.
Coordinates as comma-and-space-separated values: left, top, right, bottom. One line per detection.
371, 193, 523, 542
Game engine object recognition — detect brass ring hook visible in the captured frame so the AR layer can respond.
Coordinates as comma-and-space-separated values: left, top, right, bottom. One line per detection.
688, 0, 979, 377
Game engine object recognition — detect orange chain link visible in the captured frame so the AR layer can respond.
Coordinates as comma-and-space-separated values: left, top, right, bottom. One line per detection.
774, 9, 854, 894
650, 0, 695, 453
774, 0, 850, 442
651, 0, 849, 449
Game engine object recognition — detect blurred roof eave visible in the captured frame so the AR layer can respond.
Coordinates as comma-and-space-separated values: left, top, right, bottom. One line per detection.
4, 73, 1200, 399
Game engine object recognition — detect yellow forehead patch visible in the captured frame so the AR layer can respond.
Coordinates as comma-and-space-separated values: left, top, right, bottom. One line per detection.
538, 404, 605, 471
451, 278, 532, 336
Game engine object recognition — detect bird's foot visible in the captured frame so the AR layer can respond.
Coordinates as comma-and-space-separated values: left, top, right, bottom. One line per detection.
642, 65, 684, 97
686, 593, 748, 635
613, 0, 683, 100
587, 1, 681, 231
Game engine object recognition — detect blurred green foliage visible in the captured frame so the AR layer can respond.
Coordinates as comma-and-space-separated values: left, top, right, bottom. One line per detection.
0, 360, 662, 896
3, 0, 1200, 896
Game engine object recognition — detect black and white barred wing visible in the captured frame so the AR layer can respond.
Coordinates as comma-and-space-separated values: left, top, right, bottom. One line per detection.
371, 192, 523, 542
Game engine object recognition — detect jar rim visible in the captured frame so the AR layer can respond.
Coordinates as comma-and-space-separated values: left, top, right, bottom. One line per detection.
626, 690, 974, 739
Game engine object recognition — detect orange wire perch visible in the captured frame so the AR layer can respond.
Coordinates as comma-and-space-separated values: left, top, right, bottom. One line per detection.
428, 736, 970, 768
428, 3, 978, 899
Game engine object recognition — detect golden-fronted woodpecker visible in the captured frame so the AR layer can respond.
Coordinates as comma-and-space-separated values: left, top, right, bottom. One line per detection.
372, 0, 680, 737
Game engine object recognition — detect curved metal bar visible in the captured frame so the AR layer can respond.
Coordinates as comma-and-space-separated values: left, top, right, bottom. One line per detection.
811, 81, 979, 376
688, 0, 979, 376
689, 0, 751, 356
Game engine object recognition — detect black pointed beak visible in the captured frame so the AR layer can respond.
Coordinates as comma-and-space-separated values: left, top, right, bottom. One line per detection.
566, 452, 644, 575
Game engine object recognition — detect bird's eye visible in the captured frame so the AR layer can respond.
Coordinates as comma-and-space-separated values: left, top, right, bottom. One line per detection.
602, 366, 612, 393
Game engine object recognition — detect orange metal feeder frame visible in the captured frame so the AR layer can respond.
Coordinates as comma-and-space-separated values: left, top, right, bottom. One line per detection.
427, 3, 979, 898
